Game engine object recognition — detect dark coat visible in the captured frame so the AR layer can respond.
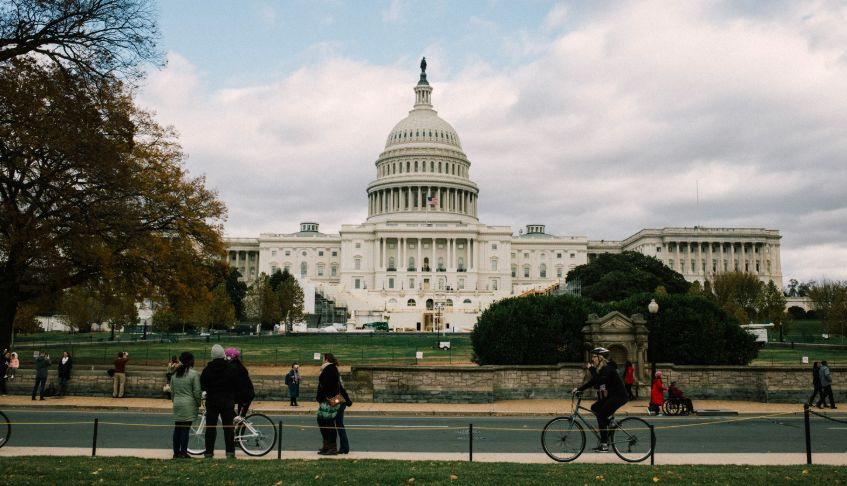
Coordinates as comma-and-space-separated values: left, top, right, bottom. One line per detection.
230, 358, 255, 404
316, 363, 340, 403
58, 357, 73, 379
200, 358, 239, 401
578, 360, 627, 401
812, 366, 822, 387
35, 356, 51, 379
285, 369, 300, 397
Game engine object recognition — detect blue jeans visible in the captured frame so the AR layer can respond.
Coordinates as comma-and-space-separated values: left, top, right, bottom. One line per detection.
32, 375, 47, 399
335, 403, 349, 453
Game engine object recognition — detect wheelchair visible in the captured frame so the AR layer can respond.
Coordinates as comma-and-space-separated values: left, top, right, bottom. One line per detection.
662, 396, 693, 416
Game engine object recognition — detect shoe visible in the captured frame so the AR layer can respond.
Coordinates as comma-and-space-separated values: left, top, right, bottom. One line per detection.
226, 452, 236, 459
338, 450, 349, 454
592, 443, 609, 452
40, 398, 45, 401
31, 397, 35, 401
832, 406, 838, 409
318, 448, 338, 456
173, 453, 181, 459
656, 412, 662, 416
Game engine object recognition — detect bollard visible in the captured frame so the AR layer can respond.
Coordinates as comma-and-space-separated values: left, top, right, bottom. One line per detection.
469, 423, 473, 462
649, 424, 655, 465
92, 418, 99, 457
277, 420, 283, 460
804, 404, 812, 465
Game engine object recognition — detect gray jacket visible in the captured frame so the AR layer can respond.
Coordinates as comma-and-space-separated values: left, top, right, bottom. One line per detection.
820, 365, 833, 387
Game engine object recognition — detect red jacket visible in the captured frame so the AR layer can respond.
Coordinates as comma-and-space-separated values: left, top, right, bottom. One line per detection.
650, 378, 667, 405
624, 366, 635, 385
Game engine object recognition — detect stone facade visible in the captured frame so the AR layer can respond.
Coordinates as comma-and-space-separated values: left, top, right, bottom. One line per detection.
7, 364, 838, 404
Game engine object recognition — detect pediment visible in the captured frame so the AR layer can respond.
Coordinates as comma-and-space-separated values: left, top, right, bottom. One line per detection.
599, 316, 633, 330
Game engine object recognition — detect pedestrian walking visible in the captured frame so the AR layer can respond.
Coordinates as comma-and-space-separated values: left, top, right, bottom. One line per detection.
225, 347, 255, 418
32, 351, 51, 401
285, 362, 300, 406
57, 351, 73, 397
113, 351, 129, 398
648, 370, 666, 416
200, 344, 239, 459
316, 352, 341, 456
0, 349, 9, 395
170, 351, 201, 459
8, 352, 19, 380
335, 375, 353, 454
623, 361, 636, 400
809, 361, 822, 407
819, 360, 837, 409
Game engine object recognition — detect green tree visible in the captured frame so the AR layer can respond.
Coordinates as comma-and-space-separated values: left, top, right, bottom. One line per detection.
808, 280, 847, 337
471, 294, 601, 365
613, 293, 759, 365
207, 284, 237, 330
708, 272, 763, 323
758, 280, 789, 342
244, 274, 281, 330
565, 251, 690, 303
277, 275, 305, 328
58, 285, 102, 333
0, 59, 226, 352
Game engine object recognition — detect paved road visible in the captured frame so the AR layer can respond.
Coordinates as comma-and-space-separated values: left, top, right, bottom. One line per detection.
1, 407, 844, 455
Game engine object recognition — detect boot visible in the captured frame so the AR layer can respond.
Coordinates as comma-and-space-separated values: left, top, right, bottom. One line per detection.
319, 442, 338, 455
317, 439, 329, 454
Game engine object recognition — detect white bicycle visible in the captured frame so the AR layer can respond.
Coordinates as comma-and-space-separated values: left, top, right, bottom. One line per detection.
187, 401, 277, 456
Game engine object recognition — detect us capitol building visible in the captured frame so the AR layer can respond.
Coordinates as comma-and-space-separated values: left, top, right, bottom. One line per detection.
224, 61, 783, 332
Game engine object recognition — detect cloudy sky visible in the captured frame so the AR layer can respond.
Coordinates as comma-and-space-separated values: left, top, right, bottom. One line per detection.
137, 0, 847, 282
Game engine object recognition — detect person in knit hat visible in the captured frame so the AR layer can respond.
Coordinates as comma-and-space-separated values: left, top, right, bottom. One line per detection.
649, 371, 667, 416
200, 344, 239, 458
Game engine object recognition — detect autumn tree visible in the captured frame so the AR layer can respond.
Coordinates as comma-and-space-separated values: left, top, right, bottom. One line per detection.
276, 273, 305, 328
758, 280, 789, 342
0, 59, 226, 352
244, 274, 281, 329
708, 272, 763, 324
808, 280, 847, 337
0, 0, 162, 82
207, 284, 237, 330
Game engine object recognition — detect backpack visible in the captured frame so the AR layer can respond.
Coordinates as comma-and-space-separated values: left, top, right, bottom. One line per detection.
45, 382, 58, 397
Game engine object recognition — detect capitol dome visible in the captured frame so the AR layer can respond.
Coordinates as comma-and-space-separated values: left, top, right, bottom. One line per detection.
366, 59, 479, 224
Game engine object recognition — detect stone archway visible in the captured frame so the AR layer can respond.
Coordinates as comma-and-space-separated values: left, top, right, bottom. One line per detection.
608, 344, 628, 364
582, 311, 649, 383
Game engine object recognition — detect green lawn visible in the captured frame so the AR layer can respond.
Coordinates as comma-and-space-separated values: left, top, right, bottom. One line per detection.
0, 457, 843, 485
753, 346, 847, 366
15, 333, 475, 367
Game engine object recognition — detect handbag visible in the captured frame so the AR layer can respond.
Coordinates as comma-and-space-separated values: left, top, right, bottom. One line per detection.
328, 392, 345, 407
317, 401, 339, 420
163, 383, 171, 393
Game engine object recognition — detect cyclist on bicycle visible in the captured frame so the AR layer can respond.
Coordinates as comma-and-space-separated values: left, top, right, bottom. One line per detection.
571, 347, 628, 452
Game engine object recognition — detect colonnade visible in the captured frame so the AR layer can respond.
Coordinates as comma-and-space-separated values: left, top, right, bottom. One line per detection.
368, 186, 477, 217
373, 236, 477, 273
663, 241, 777, 276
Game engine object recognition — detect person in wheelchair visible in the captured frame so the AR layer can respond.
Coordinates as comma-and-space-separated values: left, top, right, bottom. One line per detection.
571, 347, 628, 452
668, 381, 694, 415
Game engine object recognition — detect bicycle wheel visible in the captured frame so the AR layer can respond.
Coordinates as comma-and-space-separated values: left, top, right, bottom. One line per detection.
237, 413, 276, 456
610, 417, 653, 463
541, 416, 585, 462
186, 415, 206, 455
0, 410, 10, 448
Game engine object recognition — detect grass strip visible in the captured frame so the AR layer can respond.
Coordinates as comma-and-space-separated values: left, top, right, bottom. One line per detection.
0, 457, 844, 485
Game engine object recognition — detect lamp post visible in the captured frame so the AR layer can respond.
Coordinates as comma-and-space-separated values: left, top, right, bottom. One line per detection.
647, 298, 659, 379
434, 303, 444, 347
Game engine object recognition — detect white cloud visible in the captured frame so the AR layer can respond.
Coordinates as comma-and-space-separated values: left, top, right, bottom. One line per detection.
544, 5, 568, 31
382, 0, 407, 23
140, 1, 847, 282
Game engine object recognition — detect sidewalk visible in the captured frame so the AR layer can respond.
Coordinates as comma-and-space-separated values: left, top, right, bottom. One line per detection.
0, 394, 812, 416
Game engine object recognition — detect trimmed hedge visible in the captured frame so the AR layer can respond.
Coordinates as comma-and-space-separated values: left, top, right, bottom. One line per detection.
471, 294, 600, 365
610, 293, 759, 365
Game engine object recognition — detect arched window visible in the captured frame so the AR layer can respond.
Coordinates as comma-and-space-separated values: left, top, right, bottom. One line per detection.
426, 299, 434, 310
406, 161, 410, 172
438, 161, 442, 172
463, 298, 472, 304
423, 257, 430, 271
414, 161, 418, 171
300, 261, 308, 276
388, 298, 398, 305
407, 299, 416, 307
540, 263, 547, 278
446, 299, 453, 307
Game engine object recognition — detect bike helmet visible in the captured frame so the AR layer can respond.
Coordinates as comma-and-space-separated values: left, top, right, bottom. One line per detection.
224, 347, 240, 359
591, 347, 610, 358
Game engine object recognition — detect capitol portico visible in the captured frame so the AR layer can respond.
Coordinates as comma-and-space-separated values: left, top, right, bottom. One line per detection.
225, 61, 783, 331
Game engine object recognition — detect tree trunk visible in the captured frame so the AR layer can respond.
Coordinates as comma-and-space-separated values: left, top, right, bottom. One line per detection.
0, 292, 19, 353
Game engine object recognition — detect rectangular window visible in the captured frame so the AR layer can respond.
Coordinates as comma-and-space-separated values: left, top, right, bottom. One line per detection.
570, 253, 575, 258
490, 279, 498, 291
354, 278, 361, 289
524, 253, 529, 258
491, 243, 498, 250
656, 247, 662, 253
355, 242, 361, 249
557, 253, 562, 259
490, 259, 498, 271
332, 251, 337, 257
285, 250, 290, 256
523, 267, 530, 278
458, 278, 465, 290
331, 266, 337, 277
318, 251, 324, 256
388, 278, 394, 289
271, 250, 277, 256
409, 278, 415, 289
556, 267, 563, 278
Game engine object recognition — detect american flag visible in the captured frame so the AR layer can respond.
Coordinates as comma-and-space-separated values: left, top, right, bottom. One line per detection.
427, 196, 438, 206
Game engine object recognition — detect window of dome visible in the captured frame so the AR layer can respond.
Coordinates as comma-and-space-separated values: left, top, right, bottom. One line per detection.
430, 161, 434, 171
438, 161, 442, 172
414, 161, 418, 171
406, 161, 410, 172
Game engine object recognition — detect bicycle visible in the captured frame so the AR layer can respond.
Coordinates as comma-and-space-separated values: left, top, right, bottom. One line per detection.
0, 410, 9, 449
187, 402, 277, 456
541, 391, 654, 463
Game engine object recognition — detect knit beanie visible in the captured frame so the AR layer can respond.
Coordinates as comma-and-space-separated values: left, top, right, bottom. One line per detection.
211, 344, 225, 359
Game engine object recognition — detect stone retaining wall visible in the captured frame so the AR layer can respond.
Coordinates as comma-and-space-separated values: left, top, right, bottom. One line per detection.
5, 364, 843, 404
